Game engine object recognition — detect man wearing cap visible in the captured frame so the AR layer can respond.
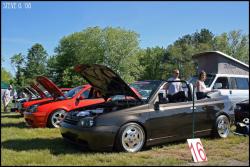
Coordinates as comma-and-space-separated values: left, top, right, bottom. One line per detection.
2, 85, 13, 112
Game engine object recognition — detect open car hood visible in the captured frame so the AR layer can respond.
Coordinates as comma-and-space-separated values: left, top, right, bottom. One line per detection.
30, 82, 47, 98
74, 64, 141, 100
23, 87, 35, 97
36, 76, 65, 99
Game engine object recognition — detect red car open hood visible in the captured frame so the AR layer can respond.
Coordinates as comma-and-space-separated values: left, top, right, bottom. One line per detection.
30, 82, 47, 98
23, 87, 35, 97
36, 76, 65, 99
74, 64, 141, 100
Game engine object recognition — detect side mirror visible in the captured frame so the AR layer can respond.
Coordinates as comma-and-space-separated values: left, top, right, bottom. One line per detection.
213, 83, 222, 89
154, 101, 160, 111
76, 95, 84, 101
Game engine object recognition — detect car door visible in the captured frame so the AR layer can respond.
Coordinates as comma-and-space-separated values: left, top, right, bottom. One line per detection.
194, 97, 222, 135
147, 82, 194, 142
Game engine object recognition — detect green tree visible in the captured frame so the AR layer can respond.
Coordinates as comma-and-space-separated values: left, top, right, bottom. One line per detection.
24, 43, 48, 82
102, 27, 143, 82
138, 47, 165, 80
10, 53, 25, 89
164, 29, 214, 79
213, 30, 249, 64
1, 67, 13, 84
53, 26, 143, 86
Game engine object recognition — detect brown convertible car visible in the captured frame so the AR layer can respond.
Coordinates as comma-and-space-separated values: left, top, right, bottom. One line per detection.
60, 64, 234, 152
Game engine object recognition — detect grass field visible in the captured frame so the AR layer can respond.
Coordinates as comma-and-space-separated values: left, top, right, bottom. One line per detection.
1, 106, 249, 166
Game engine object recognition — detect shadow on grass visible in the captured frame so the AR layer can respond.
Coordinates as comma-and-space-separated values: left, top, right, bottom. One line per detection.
2, 138, 112, 155
143, 139, 187, 151
1, 122, 27, 129
1, 112, 13, 115
1, 114, 23, 119
143, 135, 217, 152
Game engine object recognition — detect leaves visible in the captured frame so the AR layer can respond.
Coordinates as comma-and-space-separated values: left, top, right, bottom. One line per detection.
52, 26, 142, 86
7, 27, 249, 89
24, 43, 48, 79
1, 68, 13, 84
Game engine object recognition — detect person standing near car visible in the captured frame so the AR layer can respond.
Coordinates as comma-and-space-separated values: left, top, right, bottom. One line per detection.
166, 69, 183, 102
2, 85, 13, 112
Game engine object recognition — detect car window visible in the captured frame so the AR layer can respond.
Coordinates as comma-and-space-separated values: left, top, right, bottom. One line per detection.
64, 86, 83, 98
235, 78, 249, 90
229, 77, 237, 89
81, 89, 90, 98
130, 80, 162, 101
214, 77, 229, 89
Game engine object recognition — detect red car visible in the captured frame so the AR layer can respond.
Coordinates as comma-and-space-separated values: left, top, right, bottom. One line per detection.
20, 82, 72, 116
60, 88, 72, 94
20, 82, 53, 116
24, 76, 105, 128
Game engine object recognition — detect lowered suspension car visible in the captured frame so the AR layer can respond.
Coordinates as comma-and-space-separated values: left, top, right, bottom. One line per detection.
24, 76, 105, 128
60, 64, 234, 152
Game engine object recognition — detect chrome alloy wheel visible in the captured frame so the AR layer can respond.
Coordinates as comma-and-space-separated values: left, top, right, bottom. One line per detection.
121, 124, 145, 152
217, 116, 230, 138
51, 110, 66, 128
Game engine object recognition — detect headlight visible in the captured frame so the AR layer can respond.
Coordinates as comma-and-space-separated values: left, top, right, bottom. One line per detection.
29, 105, 39, 113
77, 117, 94, 128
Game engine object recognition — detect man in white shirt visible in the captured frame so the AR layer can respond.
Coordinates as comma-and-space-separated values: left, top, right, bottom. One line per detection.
2, 85, 13, 112
166, 69, 183, 102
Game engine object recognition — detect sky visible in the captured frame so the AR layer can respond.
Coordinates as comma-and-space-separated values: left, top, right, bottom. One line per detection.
1, 1, 249, 76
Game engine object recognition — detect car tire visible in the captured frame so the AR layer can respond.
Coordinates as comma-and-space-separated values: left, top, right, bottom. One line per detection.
47, 109, 66, 128
115, 122, 145, 153
213, 115, 230, 138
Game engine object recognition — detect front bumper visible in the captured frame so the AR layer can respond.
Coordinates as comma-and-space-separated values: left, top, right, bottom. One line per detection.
24, 112, 47, 128
60, 122, 119, 151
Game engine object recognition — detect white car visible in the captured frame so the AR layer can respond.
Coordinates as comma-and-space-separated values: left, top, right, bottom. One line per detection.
188, 73, 249, 105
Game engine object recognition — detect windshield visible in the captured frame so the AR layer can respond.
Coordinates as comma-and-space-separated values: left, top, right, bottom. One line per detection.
129, 80, 162, 101
188, 74, 215, 87
64, 86, 83, 98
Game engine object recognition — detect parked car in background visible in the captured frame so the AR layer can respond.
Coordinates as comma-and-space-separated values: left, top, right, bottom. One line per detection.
24, 76, 106, 128
20, 80, 72, 116
190, 51, 249, 108
19, 82, 53, 116
188, 74, 249, 106
11, 87, 37, 113
234, 99, 249, 135
60, 64, 234, 153
234, 99, 249, 123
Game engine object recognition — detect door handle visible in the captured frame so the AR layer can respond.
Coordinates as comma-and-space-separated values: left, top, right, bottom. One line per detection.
190, 107, 196, 110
